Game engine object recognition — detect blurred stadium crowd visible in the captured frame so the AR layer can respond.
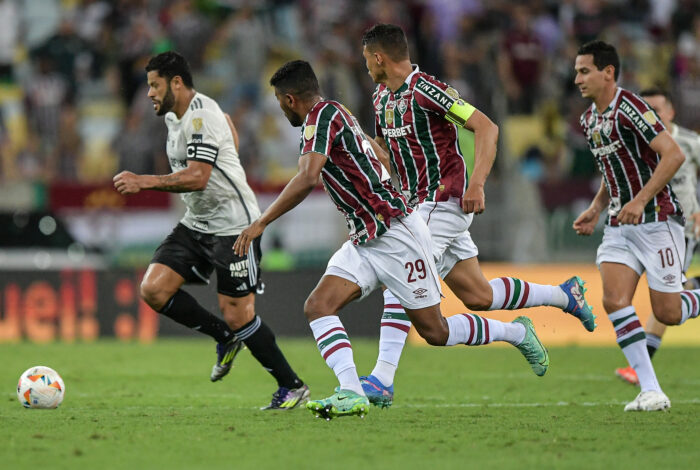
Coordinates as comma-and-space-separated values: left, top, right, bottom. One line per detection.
1, 0, 699, 189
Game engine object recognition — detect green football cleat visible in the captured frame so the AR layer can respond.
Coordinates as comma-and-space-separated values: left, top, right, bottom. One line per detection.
306, 389, 370, 420
512, 316, 549, 376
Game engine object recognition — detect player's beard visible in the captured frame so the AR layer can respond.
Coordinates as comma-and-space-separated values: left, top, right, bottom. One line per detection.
370, 67, 387, 85
156, 86, 176, 116
282, 105, 303, 127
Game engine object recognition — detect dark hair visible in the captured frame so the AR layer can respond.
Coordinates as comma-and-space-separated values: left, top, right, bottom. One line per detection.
640, 87, 672, 103
362, 23, 409, 61
269, 60, 320, 99
145, 51, 194, 88
577, 40, 620, 81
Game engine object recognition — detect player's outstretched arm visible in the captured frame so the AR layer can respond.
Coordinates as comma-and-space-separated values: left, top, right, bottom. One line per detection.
113, 161, 213, 195
233, 151, 327, 256
617, 131, 685, 225
462, 109, 499, 214
574, 179, 608, 236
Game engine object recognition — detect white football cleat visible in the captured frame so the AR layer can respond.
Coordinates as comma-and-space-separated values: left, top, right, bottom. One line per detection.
623, 391, 671, 412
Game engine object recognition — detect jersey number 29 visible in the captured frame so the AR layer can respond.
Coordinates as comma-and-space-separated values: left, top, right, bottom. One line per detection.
405, 259, 426, 283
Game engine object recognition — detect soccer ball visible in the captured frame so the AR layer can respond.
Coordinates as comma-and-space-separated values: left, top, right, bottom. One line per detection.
17, 366, 65, 409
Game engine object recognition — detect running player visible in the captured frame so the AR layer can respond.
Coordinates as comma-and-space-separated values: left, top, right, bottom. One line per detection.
573, 40, 700, 411
113, 51, 309, 410
614, 88, 700, 385
358, 23, 595, 408
233, 60, 549, 420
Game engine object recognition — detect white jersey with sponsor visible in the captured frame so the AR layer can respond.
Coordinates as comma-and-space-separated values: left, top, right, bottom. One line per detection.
164, 92, 260, 236
669, 123, 700, 238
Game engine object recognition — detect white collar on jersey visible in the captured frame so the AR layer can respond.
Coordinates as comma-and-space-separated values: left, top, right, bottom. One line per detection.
405, 64, 420, 85
164, 111, 178, 125
670, 122, 678, 138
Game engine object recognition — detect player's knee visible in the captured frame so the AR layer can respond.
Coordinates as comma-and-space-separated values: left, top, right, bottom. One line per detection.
303, 294, 335, 321
220, 300, 255, 329
140, 279, 167, 310
653, 308, 681, 326
602, 295, 629, 315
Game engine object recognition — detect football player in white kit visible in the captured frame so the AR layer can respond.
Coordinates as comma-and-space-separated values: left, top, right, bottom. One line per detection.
113, 51, 309, 410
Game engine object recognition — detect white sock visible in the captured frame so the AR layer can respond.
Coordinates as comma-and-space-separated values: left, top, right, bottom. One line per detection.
609, 306, 661, 392
489, 277, 568, 310
679, 290, 700, 323
371, 290, 410, 387
370, 361, 396, 388
446, 314, 526, 346
309, 316, 363, 395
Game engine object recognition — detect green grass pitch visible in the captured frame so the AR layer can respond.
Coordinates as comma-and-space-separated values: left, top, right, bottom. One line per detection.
1, 339, 698, 469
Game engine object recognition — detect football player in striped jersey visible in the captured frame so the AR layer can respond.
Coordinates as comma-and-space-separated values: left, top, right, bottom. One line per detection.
573, 40, 700, 411
358, 23, 595, 408
234, 60, 550, 420
614, 88, 700, 386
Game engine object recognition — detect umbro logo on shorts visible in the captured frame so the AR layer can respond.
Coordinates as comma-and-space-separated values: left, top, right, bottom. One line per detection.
413, 288, 428, 299
663, 274, 676, 284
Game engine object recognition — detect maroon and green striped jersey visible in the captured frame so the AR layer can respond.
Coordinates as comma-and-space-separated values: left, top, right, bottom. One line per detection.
300, 100, 410, 245
580, 87, 683, 226
373, 66, 472, 205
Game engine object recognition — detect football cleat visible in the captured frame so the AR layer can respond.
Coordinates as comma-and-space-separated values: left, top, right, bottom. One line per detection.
560, 276, 597, 332
260, 384, 310, 410
306, 389, 370, 420
615, 366, 639, 386
210, 336, 244, 382
360, 375, 394, 408
512, 316, 549, 376
623, 390, 670, 411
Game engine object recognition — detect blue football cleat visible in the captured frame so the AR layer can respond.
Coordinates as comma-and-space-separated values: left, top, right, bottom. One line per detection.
560, 276, 597, 332
360, 375, 394, 408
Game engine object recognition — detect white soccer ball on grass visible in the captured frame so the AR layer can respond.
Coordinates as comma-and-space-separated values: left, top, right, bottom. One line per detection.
17, 366, 65, 409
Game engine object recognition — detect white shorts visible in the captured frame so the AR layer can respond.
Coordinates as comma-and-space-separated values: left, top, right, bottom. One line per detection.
325, 211, 442, 309
418, 198, 479, 278
596, 220, 685, 292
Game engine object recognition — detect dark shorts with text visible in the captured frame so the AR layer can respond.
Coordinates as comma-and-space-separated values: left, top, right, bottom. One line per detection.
152, 223, 262, 297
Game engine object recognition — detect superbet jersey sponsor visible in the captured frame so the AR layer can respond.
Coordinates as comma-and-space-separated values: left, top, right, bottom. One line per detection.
300, 100, 409, 245
580, 87, 683, 226
373, 66, 476, 206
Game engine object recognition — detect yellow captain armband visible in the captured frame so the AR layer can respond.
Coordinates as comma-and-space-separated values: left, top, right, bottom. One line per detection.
445, 99, 476, 127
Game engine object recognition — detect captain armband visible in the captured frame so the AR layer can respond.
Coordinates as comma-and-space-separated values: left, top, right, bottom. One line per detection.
445, 99, 476, 127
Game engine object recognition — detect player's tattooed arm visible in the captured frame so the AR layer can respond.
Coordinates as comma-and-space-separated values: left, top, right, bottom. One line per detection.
113, 161, 213, 194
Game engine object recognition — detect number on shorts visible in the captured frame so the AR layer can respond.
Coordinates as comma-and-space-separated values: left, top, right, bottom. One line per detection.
657, 248, 674, 268
405, 259, 427, 283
